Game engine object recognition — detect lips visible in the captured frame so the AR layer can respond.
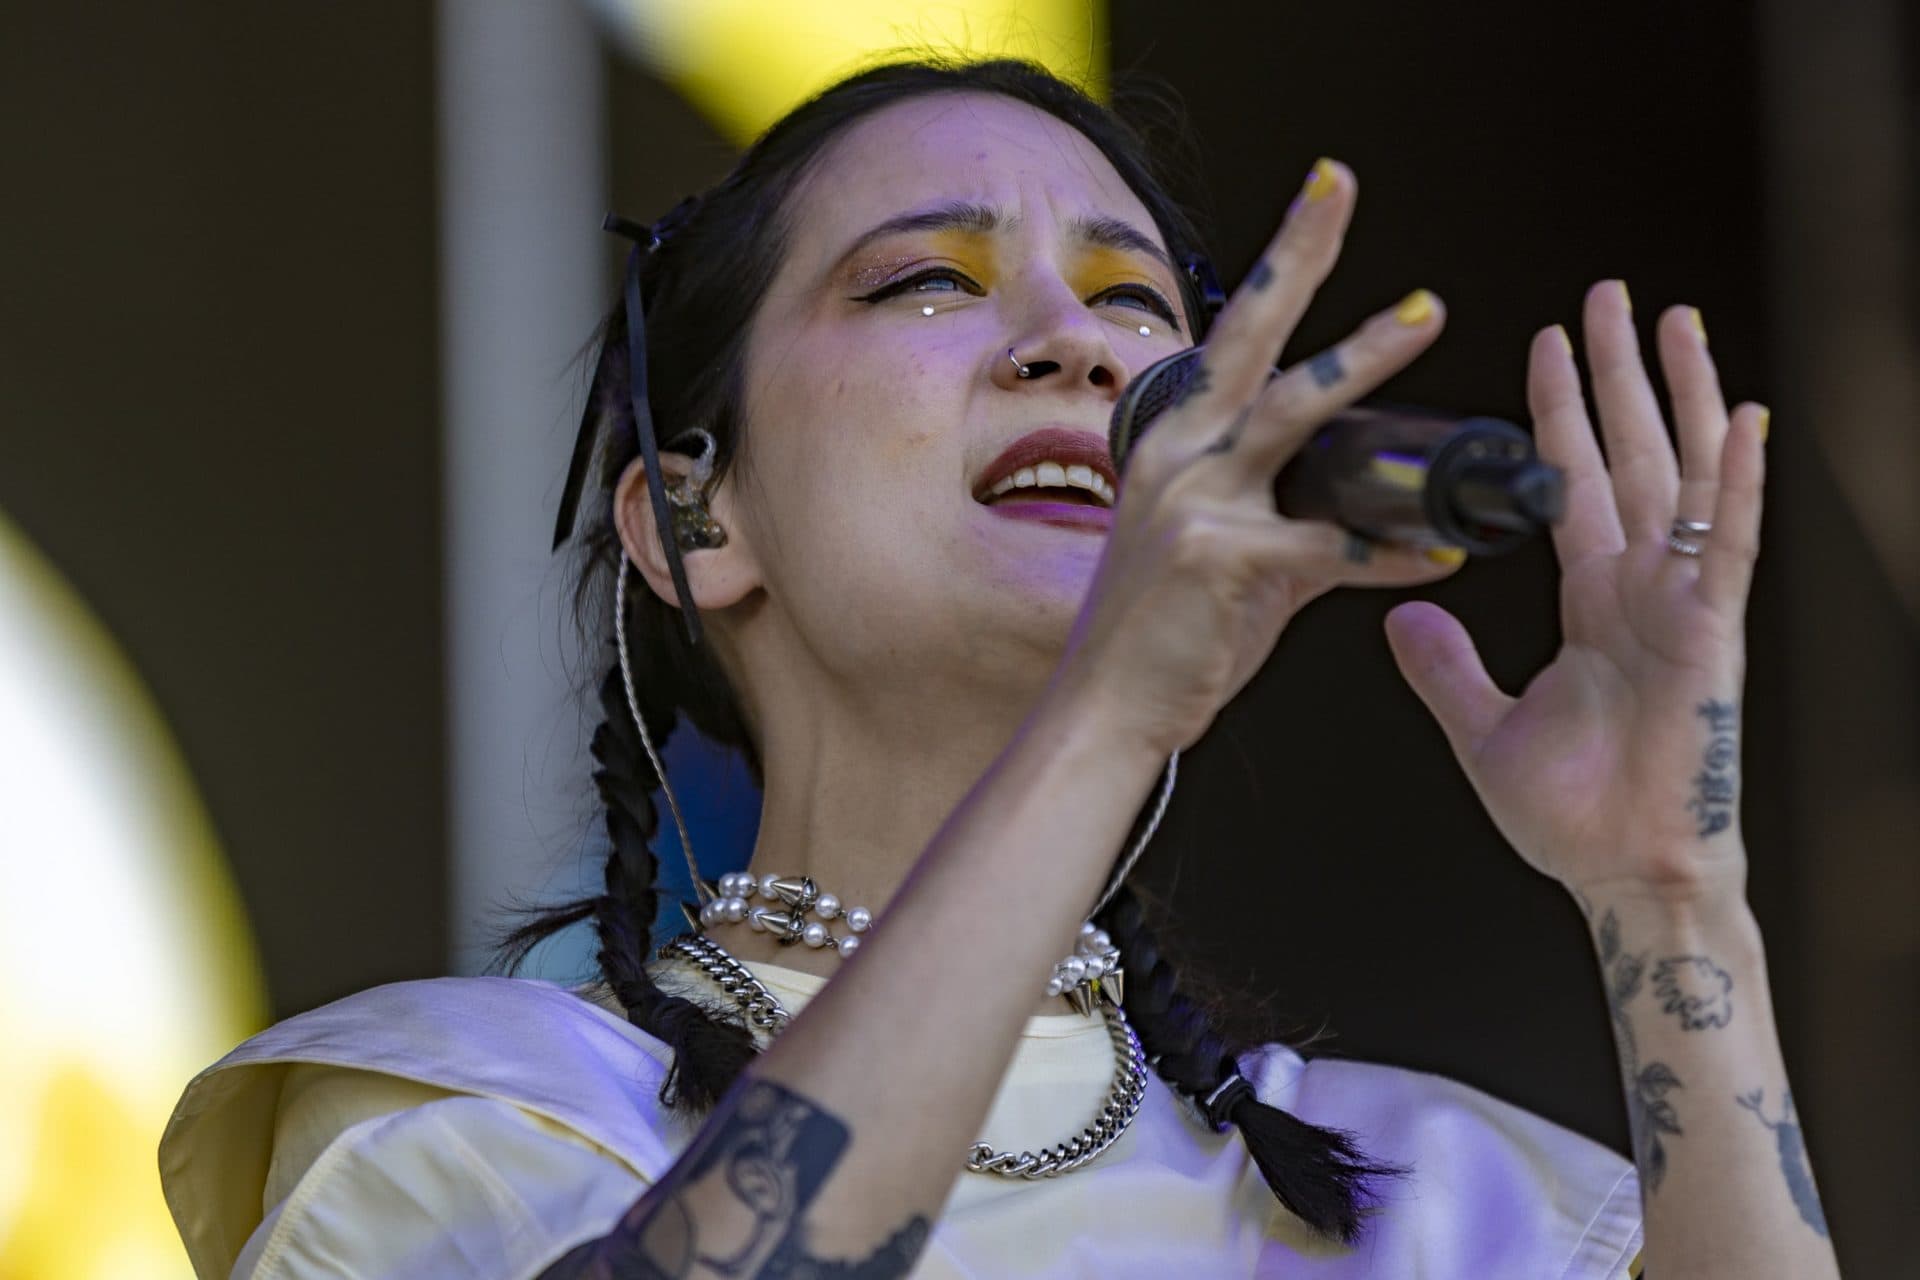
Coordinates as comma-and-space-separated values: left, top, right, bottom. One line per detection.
973, 426, 1120, 503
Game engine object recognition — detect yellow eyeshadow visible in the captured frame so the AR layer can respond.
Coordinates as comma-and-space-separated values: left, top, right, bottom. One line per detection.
845, 230, 996, 291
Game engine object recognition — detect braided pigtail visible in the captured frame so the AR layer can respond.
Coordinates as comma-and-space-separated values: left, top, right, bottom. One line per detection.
1097, 885, 1402, 1244
586, 606, 760, 1110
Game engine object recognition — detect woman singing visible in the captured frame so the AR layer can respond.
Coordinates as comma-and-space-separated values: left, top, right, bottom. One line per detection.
160, 58, 1839, 1278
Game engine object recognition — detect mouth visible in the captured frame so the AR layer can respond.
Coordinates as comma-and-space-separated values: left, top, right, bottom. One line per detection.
981, 498, 1114, 533
973, 426, 1119, 533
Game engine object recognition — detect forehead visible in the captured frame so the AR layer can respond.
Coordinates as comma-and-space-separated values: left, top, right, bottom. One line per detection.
781, 92, 1163, 268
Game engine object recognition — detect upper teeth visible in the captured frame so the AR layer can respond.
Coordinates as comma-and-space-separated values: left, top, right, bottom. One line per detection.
987, 461, 1115, 506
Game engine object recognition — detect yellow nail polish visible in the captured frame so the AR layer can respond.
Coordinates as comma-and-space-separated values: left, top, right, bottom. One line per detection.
1426, 546, 1467, 566
1554, 325, 1574, 357
1758, 407, 1771, 443
1618, 281, 1633, 314
1395, 289, 1436, 325
1689, 307, 1708, 345
1302, 158, 1338, 203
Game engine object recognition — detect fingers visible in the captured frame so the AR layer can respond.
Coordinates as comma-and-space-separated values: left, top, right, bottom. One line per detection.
1527, 323, 1627, 564
1383, 601, 1513, 759
1583, 280, 1681, 542
1223, 287, 1448, 479
1168, 159, 1357, 424
1656, 304, 1731, 527
1179, 505, 1465, 592
1699, 402, 1768, 614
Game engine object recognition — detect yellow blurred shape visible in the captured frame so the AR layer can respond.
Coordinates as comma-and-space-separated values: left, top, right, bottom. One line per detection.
0, 512, 267, 1279
589, 0, 1108, 142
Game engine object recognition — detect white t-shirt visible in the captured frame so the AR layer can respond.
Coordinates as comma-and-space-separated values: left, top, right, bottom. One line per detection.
160, 958, 1643, 1278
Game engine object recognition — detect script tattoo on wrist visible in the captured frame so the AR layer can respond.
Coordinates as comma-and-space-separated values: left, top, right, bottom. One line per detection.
535, 1080, 930, 1279
1343, 533, 1373, 564
1651, 955, 1734, 1030
1598, 909, 1685, 1194
1686, 699, 1740, 837
1737, 1088, 1830, 1238
1307, 349, 1345, 389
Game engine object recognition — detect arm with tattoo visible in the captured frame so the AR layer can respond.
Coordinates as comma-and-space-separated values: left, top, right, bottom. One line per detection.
536, 1080, 928, 1279
1585, 894, 1841, 1277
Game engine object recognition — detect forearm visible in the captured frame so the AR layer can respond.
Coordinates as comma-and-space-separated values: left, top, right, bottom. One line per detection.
542, 688, 1168, 1278
1585, 885, 1840, 1279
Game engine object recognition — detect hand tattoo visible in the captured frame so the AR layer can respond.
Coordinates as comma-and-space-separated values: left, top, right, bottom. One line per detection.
1686, 699, 1740, 837
1651, 956, 1734, 1030
1307, 349, 1345, 389
1737, 1088, 1830, 1238
1599, 910, 1685, 1194
1201, 406, 1254, 457
1343, 533, 1374, 564
537, 1080, 930, 1279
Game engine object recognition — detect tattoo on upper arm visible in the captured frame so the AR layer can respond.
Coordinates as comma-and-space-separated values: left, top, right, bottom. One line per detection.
535, 1079, 931, 1280
1686, 699, 1740, 837
1598, 910, 1685, 1194
1737, 1088, 1830, 1238
1651, 956, 1733, 1030
1245, 259, 1275, 291
1306, 349, 1345, 389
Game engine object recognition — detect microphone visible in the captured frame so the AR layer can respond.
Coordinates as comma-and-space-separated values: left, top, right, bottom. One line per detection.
1109, 347, 1565, 555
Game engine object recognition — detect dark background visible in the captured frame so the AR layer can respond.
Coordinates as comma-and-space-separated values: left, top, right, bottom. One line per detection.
3, 2, 1912, 1272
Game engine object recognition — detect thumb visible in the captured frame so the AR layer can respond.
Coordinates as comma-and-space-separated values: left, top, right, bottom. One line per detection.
1382, 601, 1511, 759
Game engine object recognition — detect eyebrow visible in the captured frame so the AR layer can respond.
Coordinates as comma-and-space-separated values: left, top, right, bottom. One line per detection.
830, 199, 1174, 275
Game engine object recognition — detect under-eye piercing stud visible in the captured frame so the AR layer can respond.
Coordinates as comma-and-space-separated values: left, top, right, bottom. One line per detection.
922, 305, 935, 316
1009, 347, 1033, 378
1137, 324, 1152, 337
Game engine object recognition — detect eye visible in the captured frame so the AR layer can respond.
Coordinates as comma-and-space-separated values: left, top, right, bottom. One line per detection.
855, 266, 983, 303
1090, 283, 1180, 328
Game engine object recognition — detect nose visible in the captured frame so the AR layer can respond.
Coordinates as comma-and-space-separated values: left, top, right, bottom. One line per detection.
990, 275, 1132, 398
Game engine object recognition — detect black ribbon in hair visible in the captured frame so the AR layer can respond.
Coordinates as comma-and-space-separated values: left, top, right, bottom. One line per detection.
553, 199, 707, 648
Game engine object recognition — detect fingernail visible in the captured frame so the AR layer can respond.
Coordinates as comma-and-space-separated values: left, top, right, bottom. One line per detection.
1394, 289, 1436, 325
1553, 324, 1574, 357
1302, 158, 1339, 203
1689, 307, 1708, 345
1758, 407, 1771, 443
1426, 546, 1467, 566
1618, 280, 1633, 314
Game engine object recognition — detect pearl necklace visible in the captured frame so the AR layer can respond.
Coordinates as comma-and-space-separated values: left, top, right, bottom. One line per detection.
696, 870, 1125, 1015
663, 932, 1150, 1179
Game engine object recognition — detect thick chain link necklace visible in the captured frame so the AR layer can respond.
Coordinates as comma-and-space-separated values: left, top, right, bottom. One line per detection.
661, 933, 1150, 1179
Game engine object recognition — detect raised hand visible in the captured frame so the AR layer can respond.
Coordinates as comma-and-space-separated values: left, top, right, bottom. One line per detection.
1383, 281, 1767, 904
1060, 160, 1463, 756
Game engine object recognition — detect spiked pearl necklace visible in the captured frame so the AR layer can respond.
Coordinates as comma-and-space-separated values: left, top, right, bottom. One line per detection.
690, 870, 1125, 1015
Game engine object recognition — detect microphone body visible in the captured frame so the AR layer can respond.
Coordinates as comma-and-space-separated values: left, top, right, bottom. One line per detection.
1109, 347, 1565, 556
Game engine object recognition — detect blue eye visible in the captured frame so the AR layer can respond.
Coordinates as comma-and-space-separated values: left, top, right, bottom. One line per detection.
855, 267, 981, 302
1092, 284, 1180, 327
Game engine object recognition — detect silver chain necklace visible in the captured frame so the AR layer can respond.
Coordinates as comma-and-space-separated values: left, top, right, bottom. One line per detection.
662, 933, 1150, 1179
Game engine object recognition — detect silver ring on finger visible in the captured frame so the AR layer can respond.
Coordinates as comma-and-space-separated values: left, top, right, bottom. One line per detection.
1667, 518, 1711, 558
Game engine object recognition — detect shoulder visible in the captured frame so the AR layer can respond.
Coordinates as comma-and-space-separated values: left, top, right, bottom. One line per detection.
1241, 1044, 1643, 1278
160, 976, 691, 1280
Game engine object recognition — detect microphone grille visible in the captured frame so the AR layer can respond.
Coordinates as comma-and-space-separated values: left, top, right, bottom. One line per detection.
1108, 346, 1207, 473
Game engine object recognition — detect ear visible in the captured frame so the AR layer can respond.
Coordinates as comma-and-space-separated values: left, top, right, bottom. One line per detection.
612, 453, 761, 616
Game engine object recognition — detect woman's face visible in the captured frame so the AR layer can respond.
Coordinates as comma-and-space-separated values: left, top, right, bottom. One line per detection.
728, 91, 1192, 695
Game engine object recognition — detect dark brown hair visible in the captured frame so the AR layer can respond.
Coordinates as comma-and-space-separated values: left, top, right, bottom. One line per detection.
495, 55, 1397, 1243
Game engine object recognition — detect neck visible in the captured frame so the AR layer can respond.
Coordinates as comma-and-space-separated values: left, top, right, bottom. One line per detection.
708, 644, 1082, 1016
